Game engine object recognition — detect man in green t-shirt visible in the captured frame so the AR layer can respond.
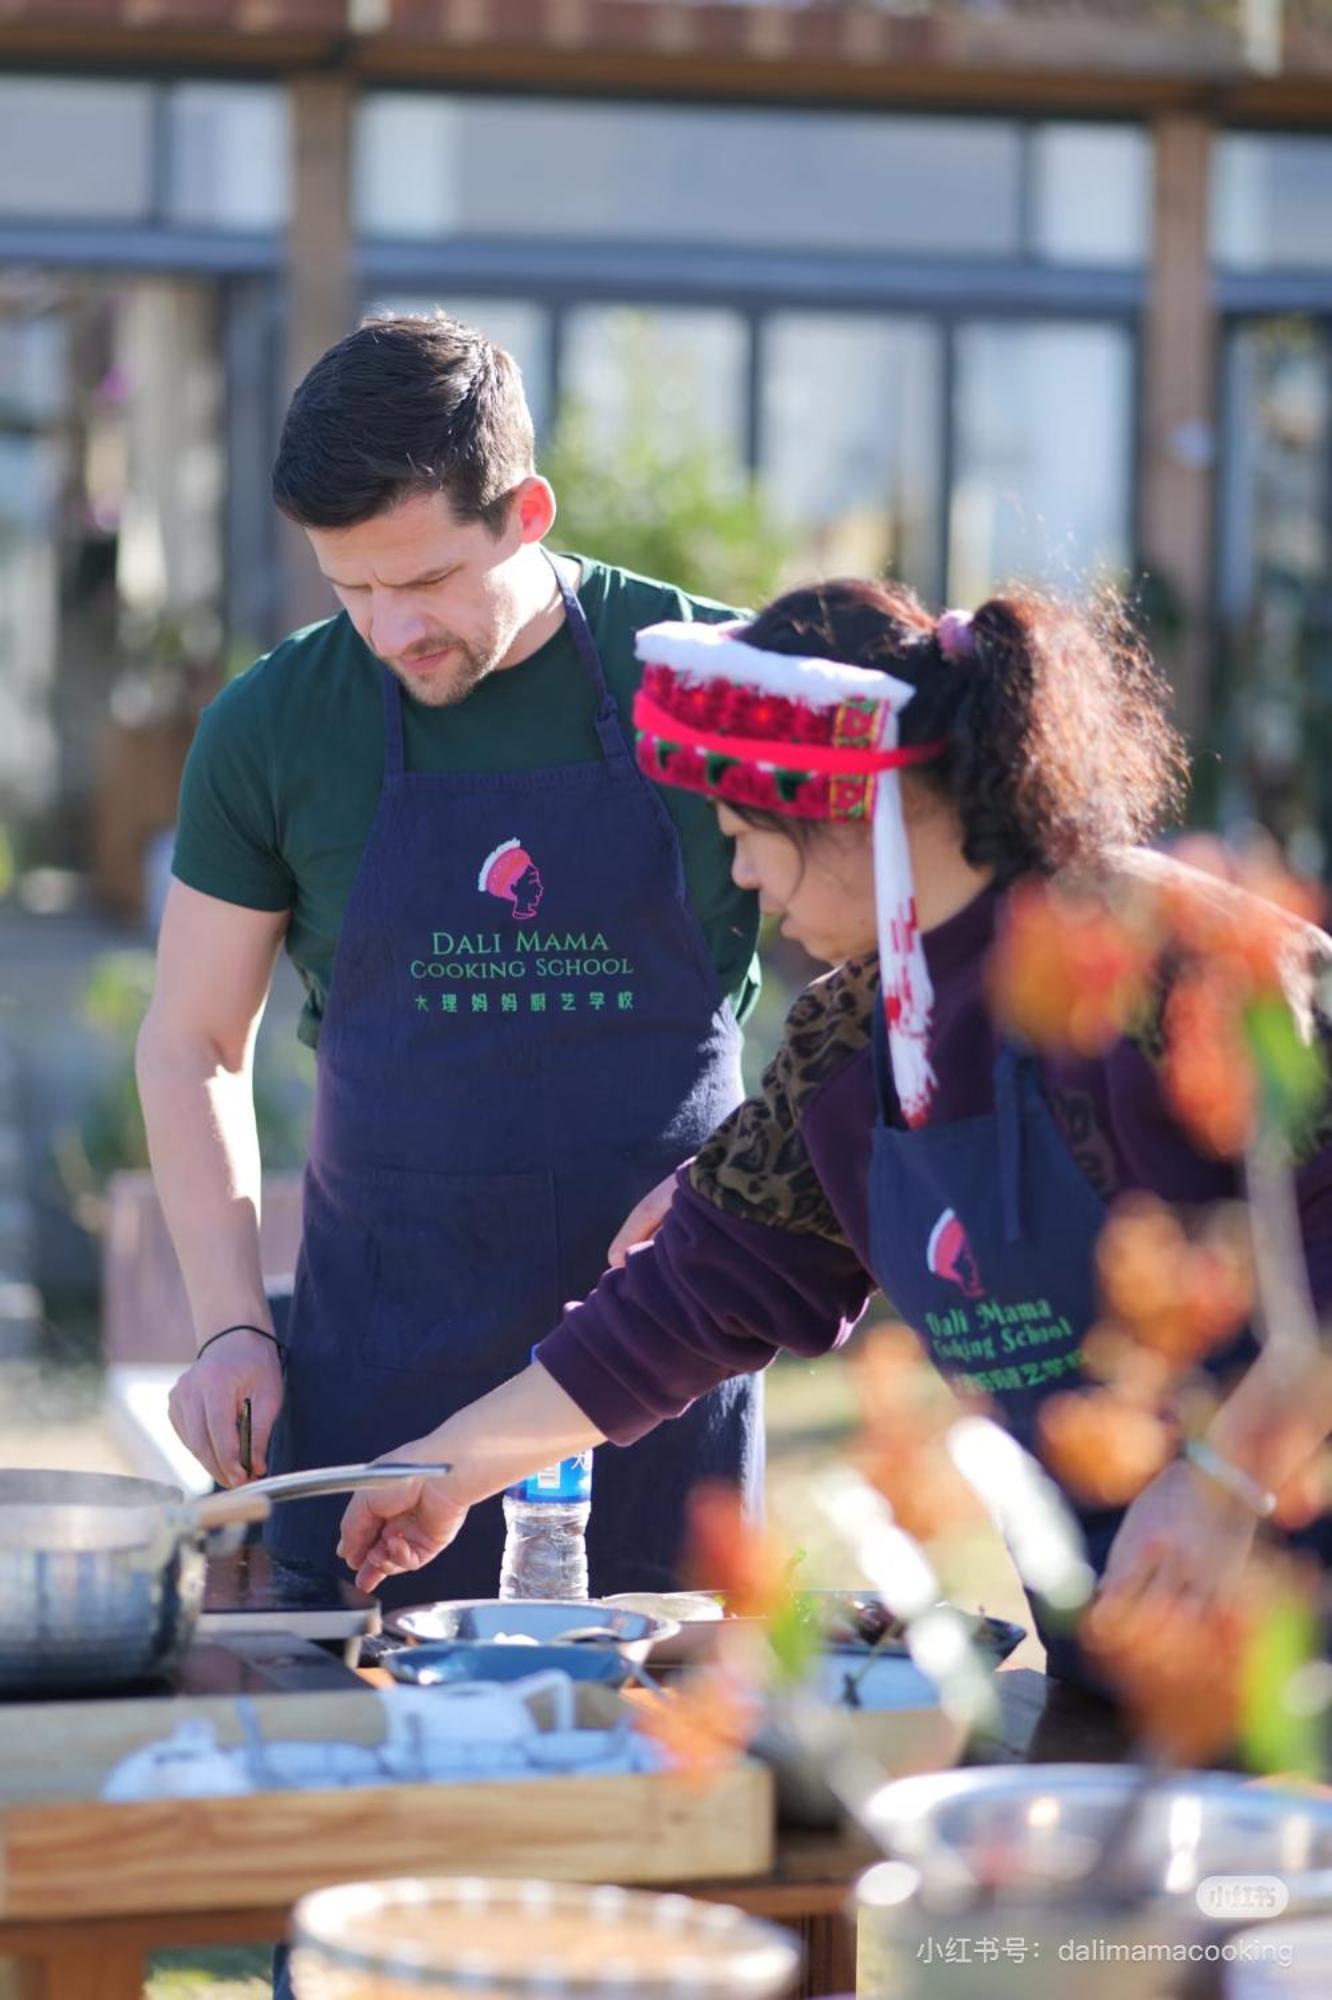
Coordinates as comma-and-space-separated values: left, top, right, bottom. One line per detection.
138, 312, 762, 1601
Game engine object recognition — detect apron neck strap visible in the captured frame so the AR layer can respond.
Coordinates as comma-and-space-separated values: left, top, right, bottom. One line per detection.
380, 666, 407, 776
544, 551, 624, 759
875, 993, 1028, 1246
996, 1043, 1026, 1245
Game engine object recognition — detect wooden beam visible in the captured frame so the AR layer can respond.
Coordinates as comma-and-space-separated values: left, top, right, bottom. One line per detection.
281, 69, 356, 633
3, 0, 1332, 115
1141, 112, 1217, 741
286, 70, 354, 396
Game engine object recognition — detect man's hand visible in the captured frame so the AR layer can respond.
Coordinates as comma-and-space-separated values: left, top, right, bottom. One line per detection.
607, 1172, 677, 1269
168, 1329, 285, 1487
337, 1447, 470, 1594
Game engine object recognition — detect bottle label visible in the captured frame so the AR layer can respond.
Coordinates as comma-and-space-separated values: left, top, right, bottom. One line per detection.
513, 1449, 593, 1505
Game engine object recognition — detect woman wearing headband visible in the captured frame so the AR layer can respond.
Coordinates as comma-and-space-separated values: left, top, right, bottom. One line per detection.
338, 578, 1332, 1683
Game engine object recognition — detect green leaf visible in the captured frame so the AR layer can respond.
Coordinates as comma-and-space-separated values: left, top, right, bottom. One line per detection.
765, 1589, 824, 1686
1244, 993, 1329, 1147
1239, 1589, 1326, 1778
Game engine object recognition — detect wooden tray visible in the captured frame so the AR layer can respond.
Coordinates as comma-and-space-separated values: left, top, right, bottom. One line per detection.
0, 1686, 773, 1921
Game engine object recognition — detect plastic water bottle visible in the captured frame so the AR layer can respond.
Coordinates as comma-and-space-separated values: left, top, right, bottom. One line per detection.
498, 1449, 593, 1600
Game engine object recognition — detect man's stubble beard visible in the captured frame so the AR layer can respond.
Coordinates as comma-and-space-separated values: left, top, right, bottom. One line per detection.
385, 638, 497, 710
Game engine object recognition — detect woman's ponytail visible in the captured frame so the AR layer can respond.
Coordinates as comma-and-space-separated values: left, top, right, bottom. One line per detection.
913, 588, 1188, 881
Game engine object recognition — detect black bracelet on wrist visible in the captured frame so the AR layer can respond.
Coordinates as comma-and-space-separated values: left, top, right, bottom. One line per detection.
197, 1323, 283, 1360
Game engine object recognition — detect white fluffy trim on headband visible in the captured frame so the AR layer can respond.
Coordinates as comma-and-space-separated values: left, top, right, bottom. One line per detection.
477, 837, 522, 891
635, 618, 916, 713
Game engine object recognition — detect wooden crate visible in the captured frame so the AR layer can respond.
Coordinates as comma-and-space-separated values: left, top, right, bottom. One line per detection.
0, 1686, 774, 1921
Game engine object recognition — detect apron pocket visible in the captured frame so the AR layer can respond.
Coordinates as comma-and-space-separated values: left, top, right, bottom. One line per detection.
360, 1166, 561, 1380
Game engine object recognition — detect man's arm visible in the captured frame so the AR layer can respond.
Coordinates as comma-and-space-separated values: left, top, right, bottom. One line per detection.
136, 879, 290, 1485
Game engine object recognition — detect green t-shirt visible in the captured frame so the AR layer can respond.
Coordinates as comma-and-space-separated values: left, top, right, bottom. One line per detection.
173, 556, 761, 1051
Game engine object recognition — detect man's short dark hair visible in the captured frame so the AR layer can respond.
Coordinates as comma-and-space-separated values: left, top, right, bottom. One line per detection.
272, 313, 536, 532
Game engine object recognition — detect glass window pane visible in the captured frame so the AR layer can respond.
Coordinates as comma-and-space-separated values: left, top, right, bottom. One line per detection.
1219, 322, 1329, 624
0, 315, 67, 427
949, 322, 1133, 603
356, 95, 460, 241
761, 314, 942, 601
0, 435, 60, 815
165, 84, 290, 232
560, 306, 747, 465
1214, 134, 1332, 270
1031, 124, 1150, 266
359, 295, 552, 438
0, 79, 154, 222
356, 95, 1022, 257
1215, 321, 1331, 863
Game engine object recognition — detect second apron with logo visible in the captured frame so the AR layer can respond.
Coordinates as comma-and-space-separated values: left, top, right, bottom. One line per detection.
266, 570, 762, 1604
866, 1009, 1124, 1685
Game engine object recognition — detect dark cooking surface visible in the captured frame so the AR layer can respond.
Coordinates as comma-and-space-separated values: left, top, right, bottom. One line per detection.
201, 1543, 380, 1640
14, 1631, 370, 1703
177, 1632, 369, 1696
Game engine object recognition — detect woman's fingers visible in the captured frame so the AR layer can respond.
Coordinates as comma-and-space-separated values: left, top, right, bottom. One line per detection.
354, 1525, 430, 1594
338, 1475, 468, 1592
337, 1485, 422, 1569
606, 1172, 676, 1268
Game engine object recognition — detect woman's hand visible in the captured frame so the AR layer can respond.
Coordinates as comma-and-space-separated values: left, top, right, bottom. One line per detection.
1098, 1456, 1259, 1610
337, 1445, 470, 1594
607, 1172, 676, 1269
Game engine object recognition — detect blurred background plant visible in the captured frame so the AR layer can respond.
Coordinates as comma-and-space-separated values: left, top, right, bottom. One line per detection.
544, 319, 793, 611
53, 947, 311, 1238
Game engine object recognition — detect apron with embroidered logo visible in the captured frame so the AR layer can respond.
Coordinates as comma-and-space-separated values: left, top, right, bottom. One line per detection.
265, 560, 762, 1604
866, 1005, 1123, 1683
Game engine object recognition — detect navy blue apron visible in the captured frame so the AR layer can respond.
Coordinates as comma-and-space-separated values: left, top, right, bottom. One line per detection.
867, 1005, 1125, 1686
265, 559, 762, 1605
868, 993, 1332, 1692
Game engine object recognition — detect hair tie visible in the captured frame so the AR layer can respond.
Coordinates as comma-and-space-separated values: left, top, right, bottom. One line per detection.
936, 609, 975, 662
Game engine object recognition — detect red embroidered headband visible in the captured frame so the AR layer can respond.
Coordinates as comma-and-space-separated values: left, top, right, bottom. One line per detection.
632, 618, 945, 1124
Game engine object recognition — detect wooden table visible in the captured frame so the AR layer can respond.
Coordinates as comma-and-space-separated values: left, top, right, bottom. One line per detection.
0, 1669, 1130, 2000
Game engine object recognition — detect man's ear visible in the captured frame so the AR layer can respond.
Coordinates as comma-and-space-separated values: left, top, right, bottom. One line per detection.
511, 475, 556, 546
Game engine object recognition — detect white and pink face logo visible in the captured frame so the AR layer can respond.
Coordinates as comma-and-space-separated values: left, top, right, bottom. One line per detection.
478, 838, 544, 921
926, 1207, 983, 1299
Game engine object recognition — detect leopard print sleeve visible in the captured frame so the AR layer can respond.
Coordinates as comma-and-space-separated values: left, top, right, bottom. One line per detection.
686, 958, 878, 1245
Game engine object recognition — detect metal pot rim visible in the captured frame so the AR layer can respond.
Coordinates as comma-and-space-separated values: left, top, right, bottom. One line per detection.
0, 1469, 185, 1553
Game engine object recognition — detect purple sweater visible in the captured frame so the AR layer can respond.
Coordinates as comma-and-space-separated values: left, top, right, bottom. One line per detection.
537, 884, 1332, 1444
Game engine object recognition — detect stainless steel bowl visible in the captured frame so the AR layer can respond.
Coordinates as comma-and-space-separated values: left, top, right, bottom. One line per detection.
864, 1765, 1332, 1905
386, 1598, 678, 1666
291, 1876, 801, 1998
857, 1767, 1332, 2000
385, 1641, 631, 1690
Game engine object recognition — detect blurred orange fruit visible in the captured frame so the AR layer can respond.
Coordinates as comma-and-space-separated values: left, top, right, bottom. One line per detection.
987, 880, 1157, 1056
1037, 1389, 1174, 1507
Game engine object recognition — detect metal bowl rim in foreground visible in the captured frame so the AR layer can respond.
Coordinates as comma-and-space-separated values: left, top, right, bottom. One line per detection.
863, 1761, 1332, 1889
290, 1876, 802, 1994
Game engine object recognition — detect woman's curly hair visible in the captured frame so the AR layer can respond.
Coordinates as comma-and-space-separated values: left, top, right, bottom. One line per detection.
739, 578, 1189, 881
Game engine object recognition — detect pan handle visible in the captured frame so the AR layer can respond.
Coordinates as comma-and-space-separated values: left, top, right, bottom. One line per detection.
189, 1461, 453, 1533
